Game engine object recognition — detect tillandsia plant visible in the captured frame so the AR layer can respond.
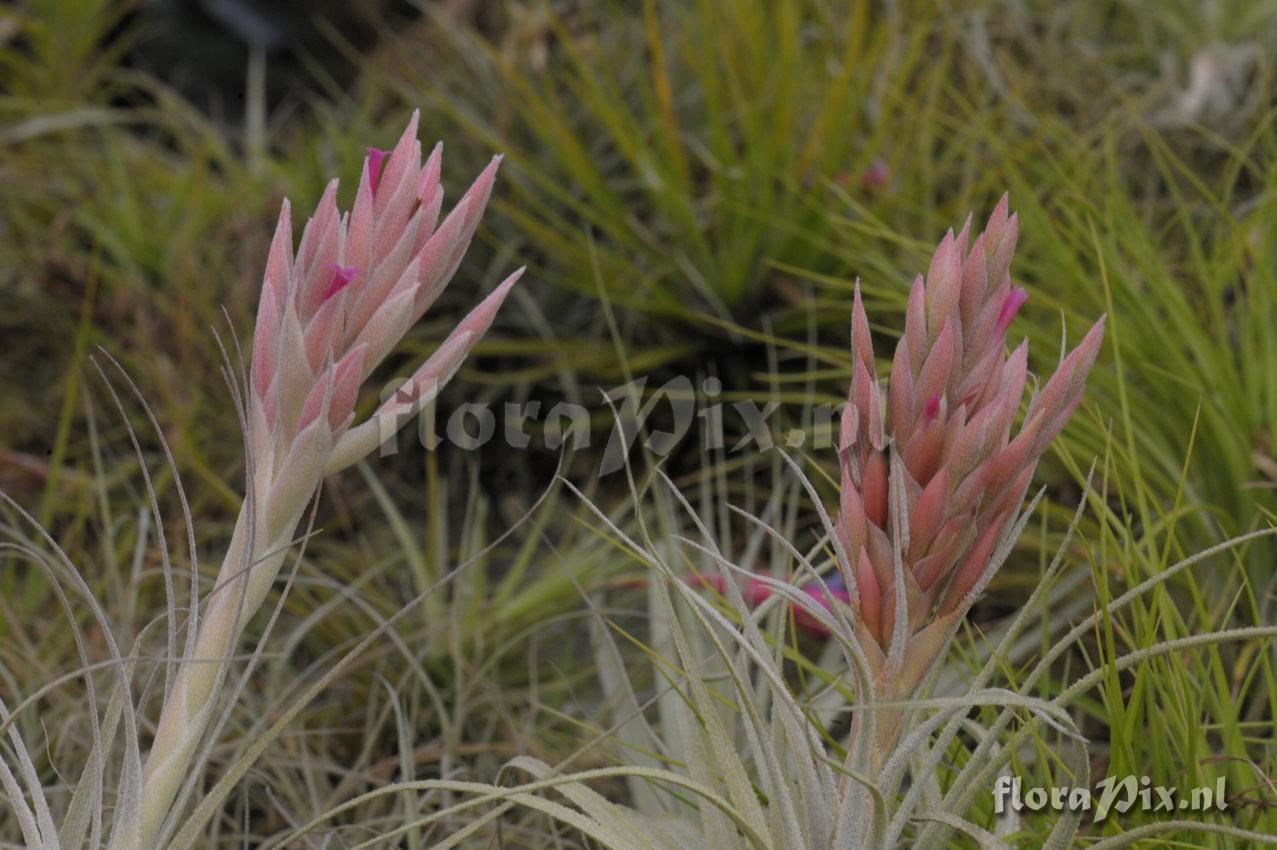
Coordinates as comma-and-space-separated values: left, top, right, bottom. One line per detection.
833, 196, 1104, 764
111, 113, 523, 850
455, 198, 1108, 850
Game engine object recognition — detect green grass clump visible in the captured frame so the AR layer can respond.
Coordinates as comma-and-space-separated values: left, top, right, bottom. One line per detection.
363, 0, 961, 323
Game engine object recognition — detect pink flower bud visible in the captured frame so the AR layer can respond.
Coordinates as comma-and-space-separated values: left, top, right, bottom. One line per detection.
914, 318, 957, 411
995, 287, 1029, 335
925, 230, 962, 339
296, 368, 332, 436
938, 507, 1012, 617
325, 264, 358, 301
905, 275, 927, 372
327, 344, 366, 431
910, 464, 949, 555
888, 341, 916, 438
902, 413, 945, 483
366, 147, 389, 196
856, 549, 882, 640
251, 286, 281, 402
851, 281, 875, 378
862, 449, 888, 528
837, 457, 868, 556
850, 355, 882, 455
923, 394, 941, 422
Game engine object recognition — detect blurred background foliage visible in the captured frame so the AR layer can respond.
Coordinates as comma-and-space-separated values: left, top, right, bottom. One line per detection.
3, 0, 1277, 844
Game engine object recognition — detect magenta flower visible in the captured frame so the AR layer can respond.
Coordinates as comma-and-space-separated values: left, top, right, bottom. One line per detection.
691, 571, 852, 638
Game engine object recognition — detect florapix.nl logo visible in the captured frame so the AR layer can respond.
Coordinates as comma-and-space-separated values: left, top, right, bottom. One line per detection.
994, 774, 1228, 822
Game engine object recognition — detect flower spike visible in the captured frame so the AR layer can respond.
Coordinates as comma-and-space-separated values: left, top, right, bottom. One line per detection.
125, 113, 522, 850
831, 195, 1103, 703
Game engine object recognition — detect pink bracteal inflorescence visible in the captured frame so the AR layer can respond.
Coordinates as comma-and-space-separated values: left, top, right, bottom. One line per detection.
245, 110, 524, 543
835, 196, 1104, 697
123, 112, 522, 850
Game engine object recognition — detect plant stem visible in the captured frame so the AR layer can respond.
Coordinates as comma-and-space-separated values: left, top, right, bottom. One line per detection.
112, 507, 289, 849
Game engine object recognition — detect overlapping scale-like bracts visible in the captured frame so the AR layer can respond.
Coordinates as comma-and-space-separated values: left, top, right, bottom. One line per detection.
129, 115, 523, 849
245, 112, 523, 541
836, 197, 1104, 663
